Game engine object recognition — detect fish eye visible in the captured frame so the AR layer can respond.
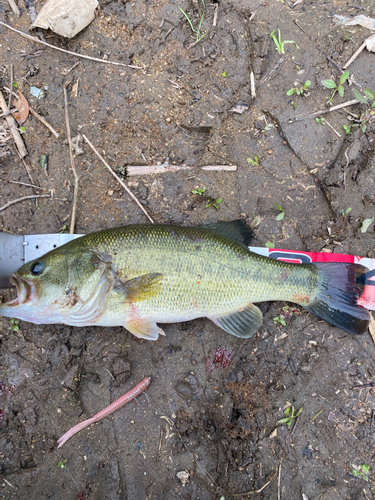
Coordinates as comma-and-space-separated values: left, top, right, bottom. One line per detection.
30, 262, 44, 275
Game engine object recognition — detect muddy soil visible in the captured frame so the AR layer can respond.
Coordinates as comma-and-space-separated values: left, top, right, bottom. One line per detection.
1, 0, 375, 498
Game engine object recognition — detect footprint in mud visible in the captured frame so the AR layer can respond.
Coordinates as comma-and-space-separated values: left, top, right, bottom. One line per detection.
175, 374, 203, 402
111, 357, 131, 387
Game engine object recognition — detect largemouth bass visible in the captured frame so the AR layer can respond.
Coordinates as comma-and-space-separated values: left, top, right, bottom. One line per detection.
0, 221, 369, 338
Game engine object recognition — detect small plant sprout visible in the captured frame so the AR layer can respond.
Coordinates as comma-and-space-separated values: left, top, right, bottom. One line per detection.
221, 71, 227, 77
275, 204, 285, 221
352, 464, 370, 481
206, 198, 222, 210
8, 318, 20, 332
265, 241, 275, 248
343, 124, 352, 135
179, 0, 208, 46
342, 207, 352, 217
286, 80, 311, 97
277, 404, 303, 427
273, 305, 298, 326
57, 458, 68, 469
247, 156, 260, 166
270, 29, 299, 54
192, 187, 206, 196
321, 70, 350, 103
18, 126, 26, 134
316, 117, 325, 125
352, 88, 375, 133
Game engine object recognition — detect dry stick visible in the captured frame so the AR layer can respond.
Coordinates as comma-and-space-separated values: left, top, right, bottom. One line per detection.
21, 157, 36, 185
30, 107, 59, 138
343, 41, 367, 69
292, 99, 360, 122
63, 87, 79, 234
126, 164, 237, 176
324, 119, 341, 137
10, 180, 43, 189
278, 458, 282, 500
250, 71, 256, 99
57, 377, 151, 449
8, 65, 13, 111
0, 90, 27, 157
0, 194, 51, 212
82, 134, 155, 224
0, 22, 145, 70
6, 0, 20, 17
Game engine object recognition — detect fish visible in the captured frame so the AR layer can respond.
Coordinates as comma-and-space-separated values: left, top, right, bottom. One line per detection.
0, 220, 370, 338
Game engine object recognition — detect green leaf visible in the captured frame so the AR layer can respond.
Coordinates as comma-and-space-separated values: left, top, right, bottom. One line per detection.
286, 88, 295, 96
265, 241, 275, 248
363, 89, 375, 101
277, 417, 291, 424
338, 86, 344, 97
276, 212, 285, 220
275, 204, 284, 211
295, 407, 303, 417
222, 71, 227, 77
303, 80, 312, 89
284, 407, 290, 417
361, 464, 370, 473
18, 126, 26, 134
339, 70, 350, 85
321, 79, 336, 89
353, 88, 368, 104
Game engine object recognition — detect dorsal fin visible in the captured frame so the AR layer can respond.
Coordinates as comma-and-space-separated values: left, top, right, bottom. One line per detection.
200, 220, 253, 247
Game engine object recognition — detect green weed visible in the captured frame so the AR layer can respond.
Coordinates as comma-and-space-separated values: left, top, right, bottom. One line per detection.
247, 156, 260, 166
270, 29, 299, 54
179, 0, 208, 46
352, 464, 370, 481
8, 318, 20, 332
192, 187, 206, 196
321, 70, 350, 103
287, 80, 311, 97
277, 404, 303, 427
206, 198, 222, 210
315, 117, 325, 125
275, 203, 285, 221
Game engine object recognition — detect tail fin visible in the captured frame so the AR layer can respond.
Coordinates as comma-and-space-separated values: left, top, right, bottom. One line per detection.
305, 262, 369, 335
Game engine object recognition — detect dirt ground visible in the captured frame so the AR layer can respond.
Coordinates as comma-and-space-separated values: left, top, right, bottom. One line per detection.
1, 0, 375, 498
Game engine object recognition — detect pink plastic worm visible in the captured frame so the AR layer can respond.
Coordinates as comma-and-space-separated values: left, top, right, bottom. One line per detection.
57, 376, 151, 449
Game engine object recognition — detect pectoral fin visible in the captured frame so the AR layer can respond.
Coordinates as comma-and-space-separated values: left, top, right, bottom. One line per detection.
114, 273, 163, 302
124, 318, 164, 340
209, 304, 263, 338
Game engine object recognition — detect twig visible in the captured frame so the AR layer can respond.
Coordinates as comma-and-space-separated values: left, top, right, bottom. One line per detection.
278, 458, 282, 500
0, 90, 27, 157
231, 480, 271, 497
10, 180, 43, 189
63, 87, 79, 234
212, 3, 218, 27
0, 194, 51, 212
0, 22, 145, 70
82, 134, 155, 223
343, 41, 367, 69
30, 107, 59, 138
2, 478, 17, 490
292, 99, 360, 122
21, 157, 36, 185
324, 119, 341, 137
57, 377, 151, 449
7, 65, 13, 112
6, 0, 20, 17
250, 71, 256, 99
369, 313, 375, 346
126, 164, 237, 176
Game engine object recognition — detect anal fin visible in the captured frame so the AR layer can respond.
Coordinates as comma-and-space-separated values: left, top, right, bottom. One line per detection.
209, 304, 263, 338
125, 317, 164, 340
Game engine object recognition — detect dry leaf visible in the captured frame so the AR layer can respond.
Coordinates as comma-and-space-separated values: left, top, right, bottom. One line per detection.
12, 91, 30, 125
30, 0, 99, 38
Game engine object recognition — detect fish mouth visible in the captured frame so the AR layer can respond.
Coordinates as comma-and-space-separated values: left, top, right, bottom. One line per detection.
6, 275, 36, 306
